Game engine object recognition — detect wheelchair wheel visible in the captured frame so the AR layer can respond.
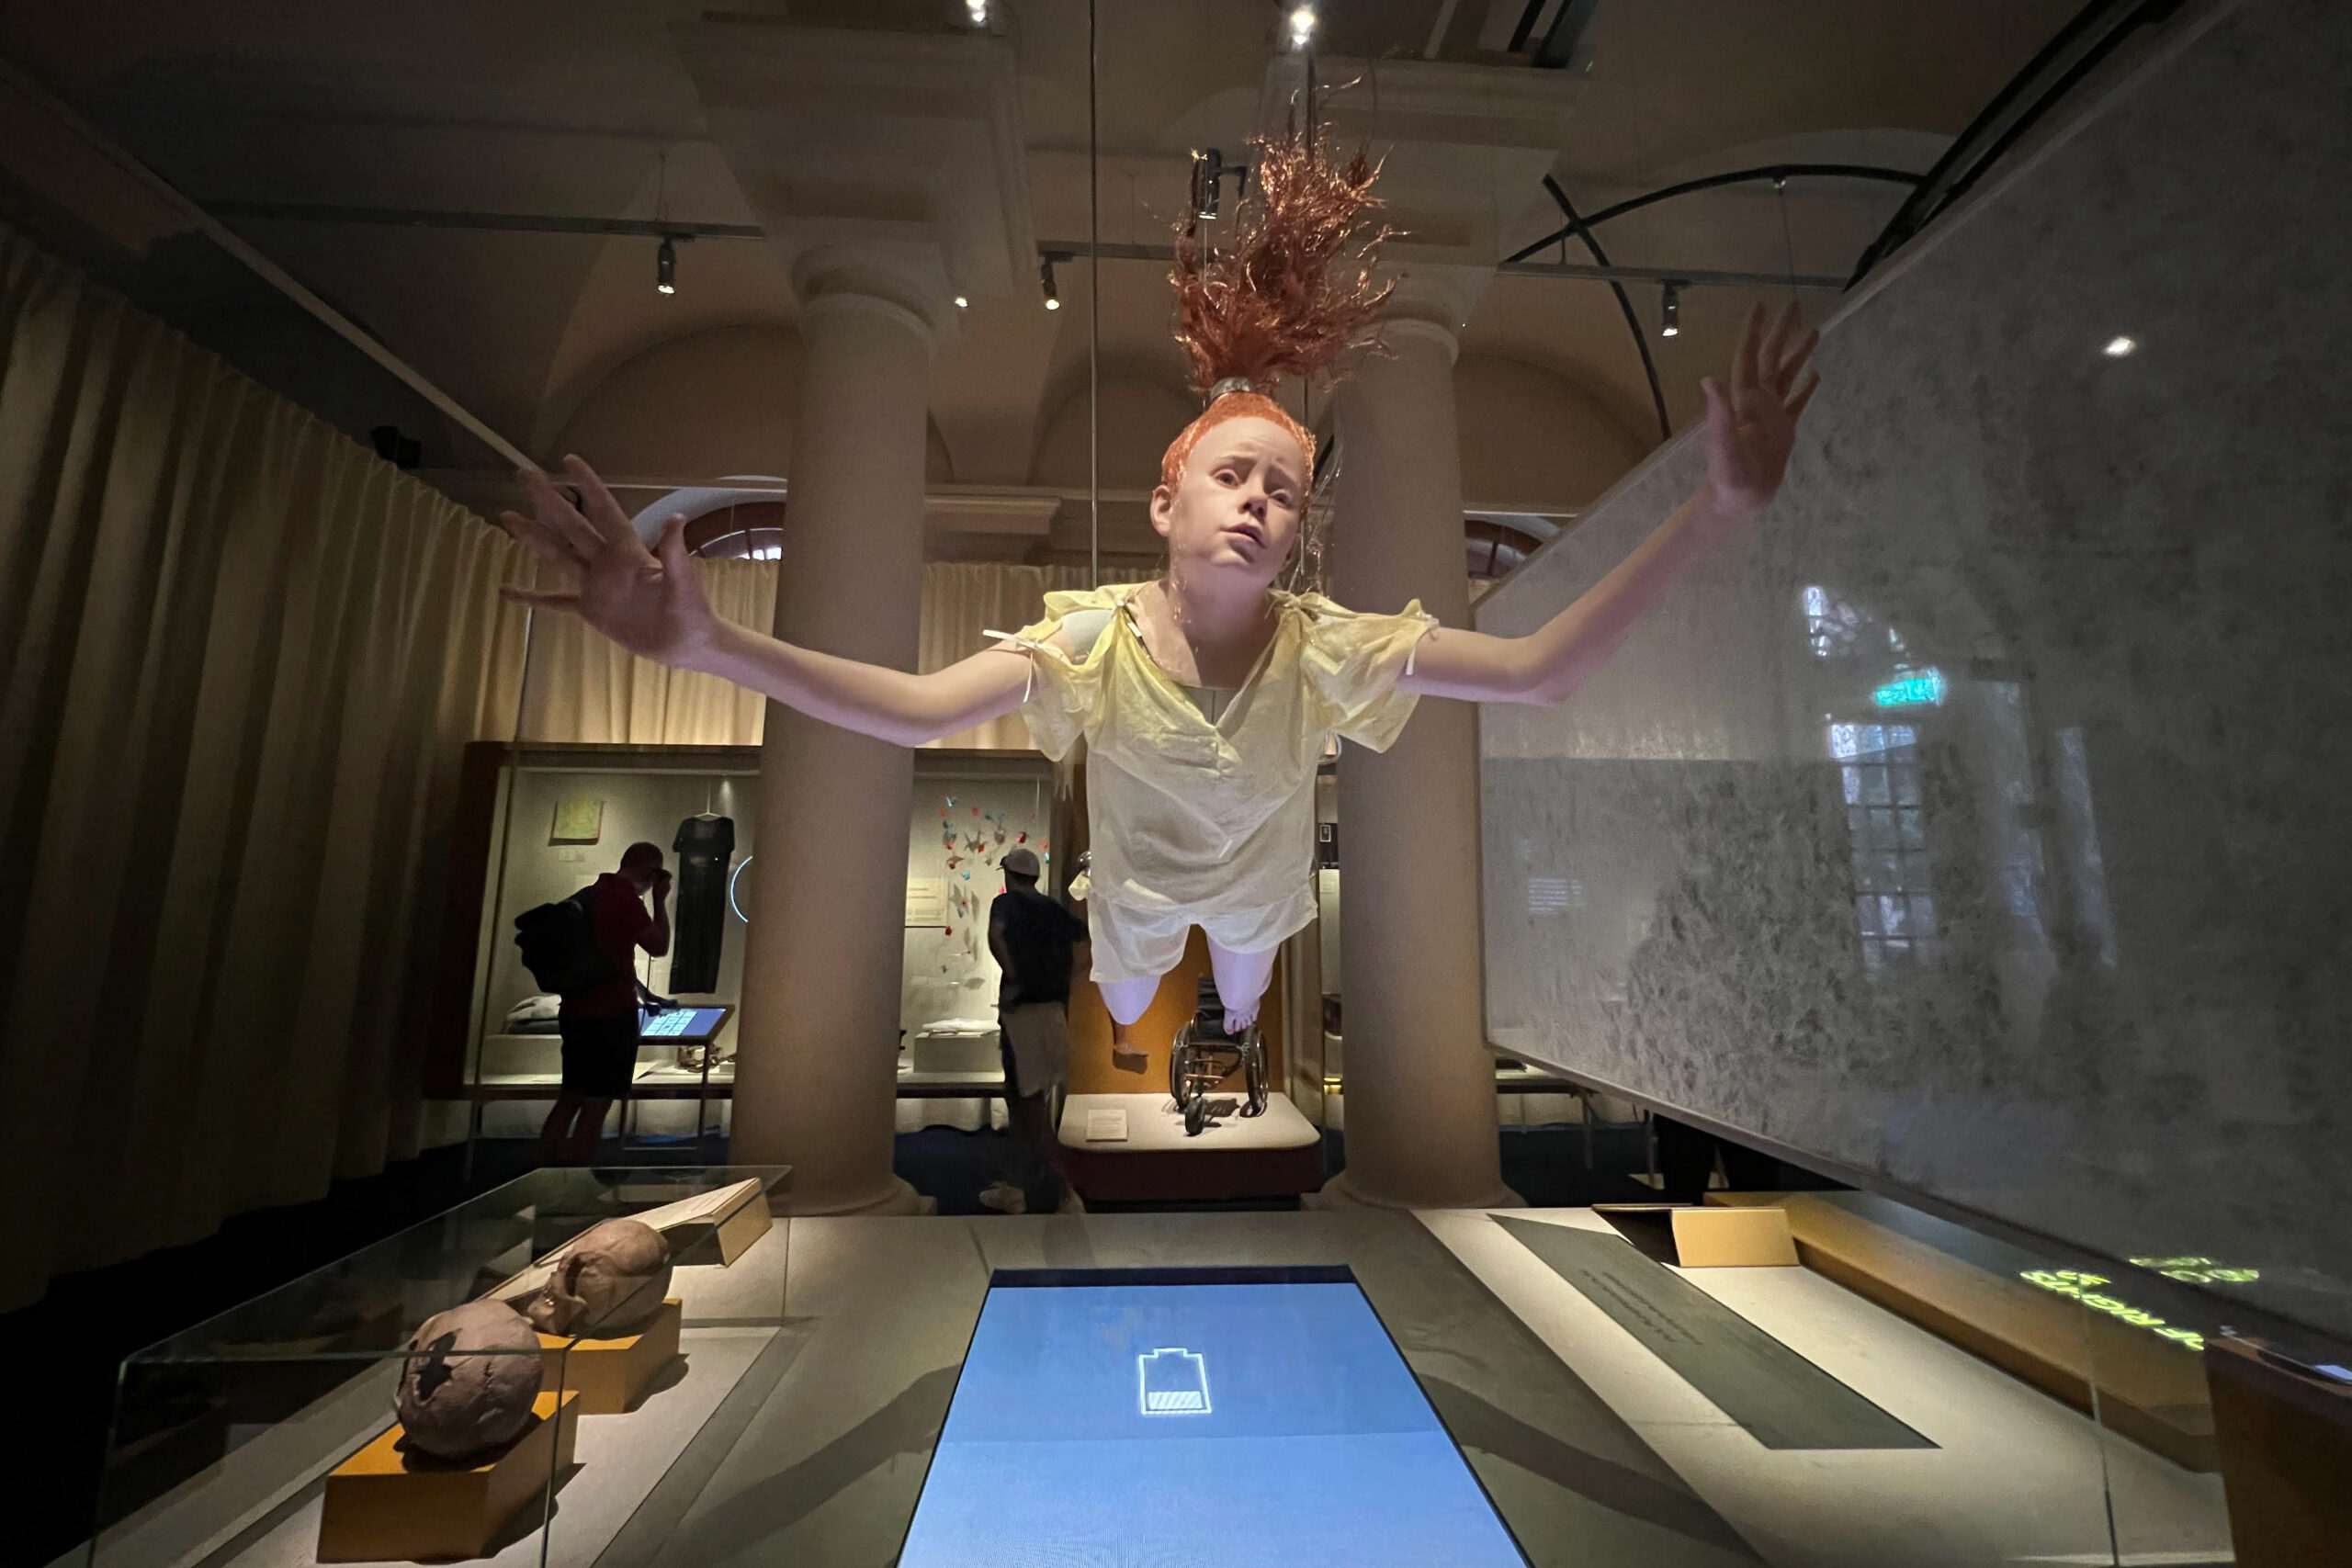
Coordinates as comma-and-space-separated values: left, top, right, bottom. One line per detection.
1183, 1095, 1209, 1137
1169, 1029, 1197, 1110
1241, 1033, 1267, 1117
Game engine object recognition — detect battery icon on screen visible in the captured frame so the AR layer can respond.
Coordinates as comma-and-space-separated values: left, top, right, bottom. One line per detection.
1137, 1348, 1210, 1415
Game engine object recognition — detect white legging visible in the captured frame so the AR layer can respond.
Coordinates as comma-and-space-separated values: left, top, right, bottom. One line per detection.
1096, 938, 1279, 1032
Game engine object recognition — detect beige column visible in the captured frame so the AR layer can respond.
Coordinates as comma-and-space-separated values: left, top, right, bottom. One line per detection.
673, 20, 1032, 1209
730, 265, 935, 1213
1324, 273, 1515, 1210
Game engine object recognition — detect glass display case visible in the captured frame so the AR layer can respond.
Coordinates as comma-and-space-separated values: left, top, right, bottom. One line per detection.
424, 744, 761, 1148
425, 744, 1068, 1146
87, 1167, 791, 1568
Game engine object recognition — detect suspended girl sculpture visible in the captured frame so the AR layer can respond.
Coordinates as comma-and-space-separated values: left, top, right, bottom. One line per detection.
499, 120, 1819, 1071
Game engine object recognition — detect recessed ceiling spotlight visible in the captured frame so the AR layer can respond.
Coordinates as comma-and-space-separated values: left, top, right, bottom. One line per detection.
656, 235, 677, 295
2103, 334, 2136, 357
966, 0, 988, 26
1287, 5, 1317, 51
954, 295, 969, 310
1040, 255, 1060, 310
1659, 280, 1681, 339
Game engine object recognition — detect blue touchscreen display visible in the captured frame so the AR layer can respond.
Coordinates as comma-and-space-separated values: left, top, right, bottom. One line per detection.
636, 1006, 726, 1041
899, 1268, 1527, 1567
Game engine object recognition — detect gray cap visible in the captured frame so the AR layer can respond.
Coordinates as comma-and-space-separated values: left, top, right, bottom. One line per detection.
1001, 846, 1041, 879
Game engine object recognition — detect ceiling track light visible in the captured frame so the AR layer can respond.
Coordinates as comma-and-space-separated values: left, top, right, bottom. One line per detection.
1287, 4, 1317, 51
1190, 148, 1249, 221
656, 234, 678, 295
1040, 254, 1061, 310
965, 0, 989, 26
1659, 279, 1681, 338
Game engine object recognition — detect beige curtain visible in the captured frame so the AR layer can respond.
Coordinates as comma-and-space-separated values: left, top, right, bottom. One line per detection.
0, 223, 535, 1309
504, 560, 1149, 750
0, 212, 1150, 1305
512, 558, 775, 743
920, 562, 1150, 749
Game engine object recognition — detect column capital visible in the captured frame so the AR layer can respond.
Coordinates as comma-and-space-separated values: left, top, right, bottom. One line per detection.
675, 20, 1038, 343
1370, 263, 1494, 356
790, 245, 949, 351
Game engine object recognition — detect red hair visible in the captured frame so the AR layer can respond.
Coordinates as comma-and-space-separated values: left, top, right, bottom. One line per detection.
1158, 391, 1313, 493
1159, 114, 1393, 493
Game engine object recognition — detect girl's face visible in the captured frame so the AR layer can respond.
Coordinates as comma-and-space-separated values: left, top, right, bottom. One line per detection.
1150, 416, 1308, 587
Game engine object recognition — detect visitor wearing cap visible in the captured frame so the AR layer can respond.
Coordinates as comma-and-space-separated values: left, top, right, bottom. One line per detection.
982, 845, 1088, 1213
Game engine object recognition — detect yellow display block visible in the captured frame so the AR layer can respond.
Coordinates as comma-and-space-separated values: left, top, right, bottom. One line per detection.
317, 1390, 579, 1563
1671, 1205, 1799, 1268
541, 1297, 682, 1414
707, 1187, 771, 1264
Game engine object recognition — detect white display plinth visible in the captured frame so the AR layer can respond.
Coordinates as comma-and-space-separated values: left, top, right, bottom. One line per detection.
1056, 1091, 1320, 1154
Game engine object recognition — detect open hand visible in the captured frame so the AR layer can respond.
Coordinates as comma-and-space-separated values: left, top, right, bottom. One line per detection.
496, 455, 718, 668
1701, 301, 1821, 523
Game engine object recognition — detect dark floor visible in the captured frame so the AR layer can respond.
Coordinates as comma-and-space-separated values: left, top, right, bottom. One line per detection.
5, 1115, 1820, 1568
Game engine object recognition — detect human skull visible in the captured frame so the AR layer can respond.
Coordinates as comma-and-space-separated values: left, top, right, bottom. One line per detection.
526, 1218, 672, 1337
395, 1300, 543, 1460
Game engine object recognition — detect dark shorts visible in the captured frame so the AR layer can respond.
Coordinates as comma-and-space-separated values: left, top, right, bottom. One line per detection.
559, 1014, 640, 1098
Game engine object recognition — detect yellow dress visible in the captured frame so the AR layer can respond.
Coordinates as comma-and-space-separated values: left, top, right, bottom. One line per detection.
1004, 583, 1434, 982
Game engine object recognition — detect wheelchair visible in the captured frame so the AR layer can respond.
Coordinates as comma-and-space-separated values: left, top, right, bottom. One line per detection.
1168, 975, 1268, 1136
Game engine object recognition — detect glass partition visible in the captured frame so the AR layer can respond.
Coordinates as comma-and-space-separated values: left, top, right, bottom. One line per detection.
90, 1167, 791, 1568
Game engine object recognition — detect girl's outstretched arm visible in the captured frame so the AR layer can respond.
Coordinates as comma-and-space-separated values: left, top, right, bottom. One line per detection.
1401, 300, 1821, 706
497, 455, 1034, 748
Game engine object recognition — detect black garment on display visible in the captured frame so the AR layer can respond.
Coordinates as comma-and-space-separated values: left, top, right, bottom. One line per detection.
669, 814, 736, 992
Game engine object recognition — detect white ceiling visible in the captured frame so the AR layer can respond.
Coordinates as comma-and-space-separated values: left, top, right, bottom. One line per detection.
0, 0, 2080, 531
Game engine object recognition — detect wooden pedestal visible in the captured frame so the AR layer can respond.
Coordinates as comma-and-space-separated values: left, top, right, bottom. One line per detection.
541, 1297, 682, 1414
1593, 1204, 1799, 1268
317, 1390, 579, 1563
2209, 1335, 2352, 1567
1671, 1205, 1799, 1268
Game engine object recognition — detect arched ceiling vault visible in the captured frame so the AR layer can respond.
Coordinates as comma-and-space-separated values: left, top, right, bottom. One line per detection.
0, 0, 2085, 538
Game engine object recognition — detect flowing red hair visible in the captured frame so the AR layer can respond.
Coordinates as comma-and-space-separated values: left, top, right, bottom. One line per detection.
1159, 115, 1394, 493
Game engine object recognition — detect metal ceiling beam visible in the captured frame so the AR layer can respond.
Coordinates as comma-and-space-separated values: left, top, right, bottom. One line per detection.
189, 209, 1848, 294
202, 199, 765, 240
1502, 163, 1925, 265
1538, 173, 1669, 443
1039, 241, 1841, 290
1498, 260, 1848, 289
183, 202, 1854, 294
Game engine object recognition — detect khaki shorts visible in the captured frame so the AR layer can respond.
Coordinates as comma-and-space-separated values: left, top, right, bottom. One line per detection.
1085, 884, 1318, 984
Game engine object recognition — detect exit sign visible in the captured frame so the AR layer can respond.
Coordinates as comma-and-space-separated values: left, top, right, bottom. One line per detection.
1872, 668, 1946, 708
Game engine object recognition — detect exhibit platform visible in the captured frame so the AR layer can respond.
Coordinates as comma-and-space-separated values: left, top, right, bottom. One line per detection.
1056, 1089, 1324, 1201
76, 1170, 2250, 1568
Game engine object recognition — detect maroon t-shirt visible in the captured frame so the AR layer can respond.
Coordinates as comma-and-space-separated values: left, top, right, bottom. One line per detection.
560, 873, 652, 1021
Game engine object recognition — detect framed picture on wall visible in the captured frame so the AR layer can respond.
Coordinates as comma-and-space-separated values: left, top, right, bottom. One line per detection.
550, 796, 605, 844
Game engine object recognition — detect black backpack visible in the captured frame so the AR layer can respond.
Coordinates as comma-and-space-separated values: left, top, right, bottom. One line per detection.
514, 886, 622, 996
